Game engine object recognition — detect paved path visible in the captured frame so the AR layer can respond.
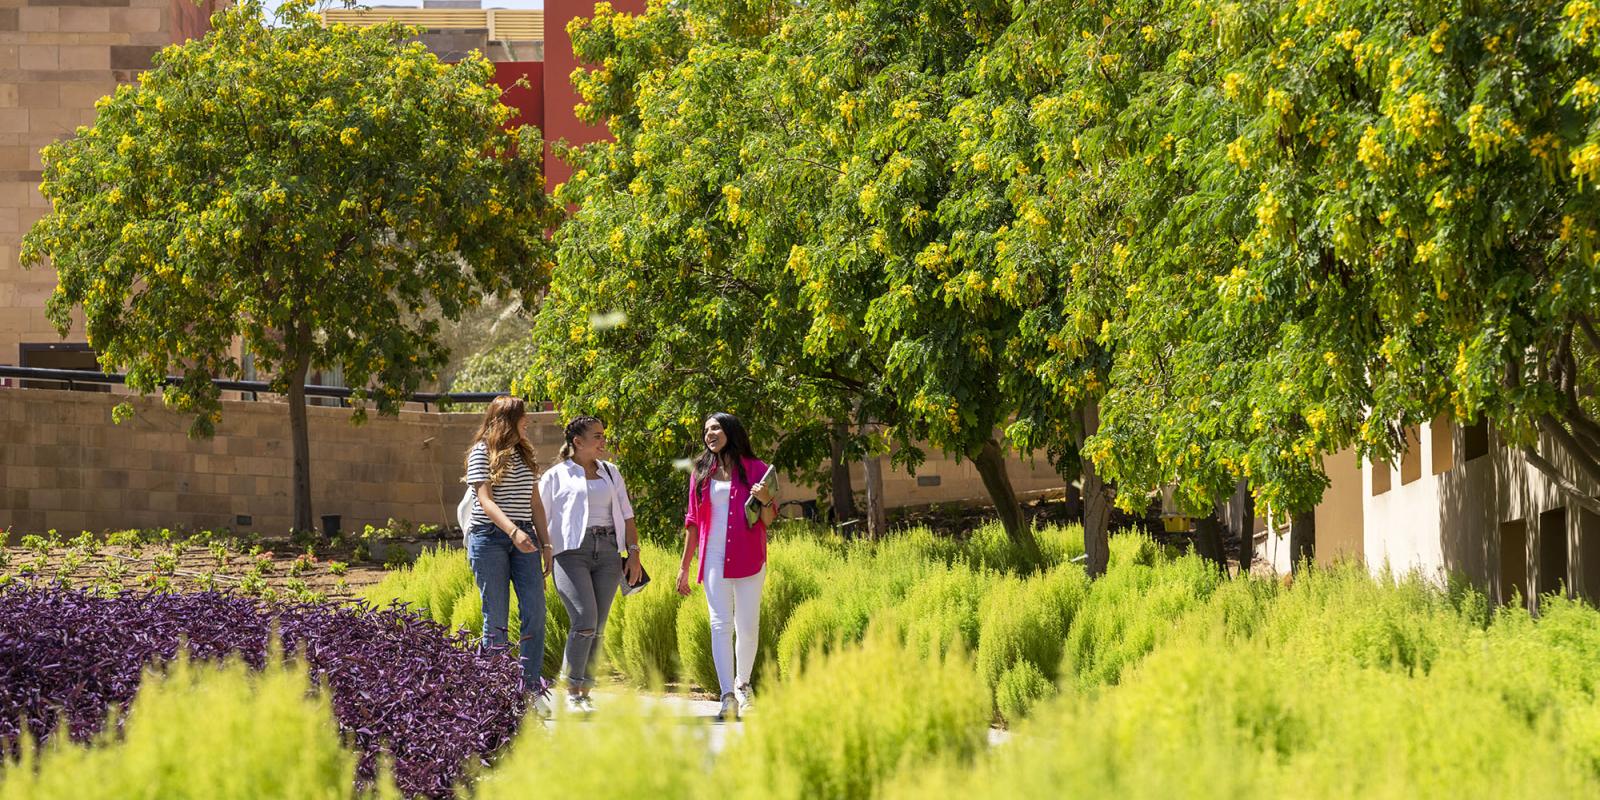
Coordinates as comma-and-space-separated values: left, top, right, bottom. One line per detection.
550, 690, 1009, 755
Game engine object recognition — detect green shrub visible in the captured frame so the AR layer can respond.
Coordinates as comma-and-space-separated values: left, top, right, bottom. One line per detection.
675, 589, 717, 694
876, 564, 995, 659
775, 596, 871, 681
0, 653, 392, 800
994, 661, 1054, 724
473, 694, 707, 799
754, 547, 828, 681
975, 564, 1088, 708
606, 543, 684, 686
1062, 535, 1220, 687
716, 634, 989, 800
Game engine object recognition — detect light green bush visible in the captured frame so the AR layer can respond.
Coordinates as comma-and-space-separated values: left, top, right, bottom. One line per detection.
890, 560, 1600, 800
1062, 534, 1220, 687
0, 654, 391, 800
975, 564, 1088, 708
606, 543, 684, 685
875, 564, 995, 659
716, 633, 990, 800
675, 588, 717, 694
473, 694, 707, 799
994, 661, 1054, 723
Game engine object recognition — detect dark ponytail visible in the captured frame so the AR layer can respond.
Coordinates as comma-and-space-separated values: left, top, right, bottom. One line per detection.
558, 415, 604, 462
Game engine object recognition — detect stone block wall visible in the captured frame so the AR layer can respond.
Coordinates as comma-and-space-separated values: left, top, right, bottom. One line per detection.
0, 388, 1067, 534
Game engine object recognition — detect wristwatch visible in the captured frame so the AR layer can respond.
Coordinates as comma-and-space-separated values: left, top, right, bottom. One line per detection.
627, 543, 641, 553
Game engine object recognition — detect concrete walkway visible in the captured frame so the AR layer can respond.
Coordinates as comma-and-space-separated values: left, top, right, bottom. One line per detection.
550, 690, 1009, 755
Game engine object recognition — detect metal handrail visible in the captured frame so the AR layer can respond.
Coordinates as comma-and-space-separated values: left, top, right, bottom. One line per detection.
0, 365, 511, 411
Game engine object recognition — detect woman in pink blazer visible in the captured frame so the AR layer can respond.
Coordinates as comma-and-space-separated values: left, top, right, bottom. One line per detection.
676, 412, 777, 722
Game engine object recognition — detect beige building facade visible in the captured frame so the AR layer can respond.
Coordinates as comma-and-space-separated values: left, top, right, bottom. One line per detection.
1, 0, 215, 373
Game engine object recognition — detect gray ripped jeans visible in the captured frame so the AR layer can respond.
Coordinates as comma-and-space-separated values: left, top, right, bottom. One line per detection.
553, 526, 626, 689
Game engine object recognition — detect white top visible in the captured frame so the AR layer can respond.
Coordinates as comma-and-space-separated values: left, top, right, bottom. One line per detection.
706, 479, 731, 560
586, 478, 615, 529
464, 442, 535, 526
538, 459, 635, 556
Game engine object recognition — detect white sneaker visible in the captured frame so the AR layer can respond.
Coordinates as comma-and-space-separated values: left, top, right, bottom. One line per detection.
565, 693, 588, 715
716, 693, 740, 722
578, 694, 596, 714
529, 678, 553, 720
735, 682, 755, 713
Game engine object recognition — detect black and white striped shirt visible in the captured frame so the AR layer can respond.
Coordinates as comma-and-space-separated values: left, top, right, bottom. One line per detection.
465, 442, 536, 526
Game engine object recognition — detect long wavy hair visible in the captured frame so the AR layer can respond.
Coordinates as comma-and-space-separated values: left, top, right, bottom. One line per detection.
557, 415, 604, 462
465, 396, 537, 486
695, 412, 756, 497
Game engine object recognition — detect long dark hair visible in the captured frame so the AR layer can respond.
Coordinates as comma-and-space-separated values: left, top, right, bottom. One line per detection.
558, 415, 604, 462
695, 412, 756, 496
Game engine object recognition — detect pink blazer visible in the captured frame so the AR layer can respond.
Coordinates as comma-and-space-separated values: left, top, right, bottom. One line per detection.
684, 456, 770, 582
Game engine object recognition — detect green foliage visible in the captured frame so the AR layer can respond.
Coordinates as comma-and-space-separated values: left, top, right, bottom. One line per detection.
994, 661, 1053, 724
1062, 535, 1222, 688
875, 564, 994, 660
974, 565, 1088, 708
674, 588, 716, 694
715, 635, 991, 800
890, 565, 1600, 799
448, 336, 538, 395
473, 695, 706, 799
20, 0, 557, 431
0, 653, 393, 800
606, 544, 684, 686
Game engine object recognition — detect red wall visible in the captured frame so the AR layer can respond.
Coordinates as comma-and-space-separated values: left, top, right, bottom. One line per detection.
493, 61, 545, 133
170, 0, 219, 43
541, 0, 645, 189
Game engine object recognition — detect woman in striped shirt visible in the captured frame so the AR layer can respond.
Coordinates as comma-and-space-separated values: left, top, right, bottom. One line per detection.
464, 396, 554, 704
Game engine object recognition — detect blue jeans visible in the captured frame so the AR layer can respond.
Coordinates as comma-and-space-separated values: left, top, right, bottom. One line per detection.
467, 520, 545, 688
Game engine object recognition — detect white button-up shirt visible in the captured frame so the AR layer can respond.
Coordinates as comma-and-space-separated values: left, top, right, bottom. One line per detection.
539, 459, 635, 556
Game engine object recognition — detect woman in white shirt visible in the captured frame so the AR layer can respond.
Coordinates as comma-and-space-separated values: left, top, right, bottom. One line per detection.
539, 416, 643, 713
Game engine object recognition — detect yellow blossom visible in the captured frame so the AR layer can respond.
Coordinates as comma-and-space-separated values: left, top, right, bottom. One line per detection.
1357, 126, 1386, 169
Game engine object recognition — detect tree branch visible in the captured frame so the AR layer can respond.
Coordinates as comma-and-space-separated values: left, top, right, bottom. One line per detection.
1520, 444, 1600, 515
1538, 412, 1600, 488
1577, 313, 1600, 357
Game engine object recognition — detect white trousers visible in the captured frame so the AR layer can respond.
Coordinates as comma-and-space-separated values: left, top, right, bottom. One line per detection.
704, 558, 765, 697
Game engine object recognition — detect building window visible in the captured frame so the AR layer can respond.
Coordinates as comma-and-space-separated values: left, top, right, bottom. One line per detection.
1371, 458, 1392, 496
1400, 426, 1422, 485
1430, 415, 1453, 475
1462, 420, 1490, 462
18, 343, 109, 392
1539, 507, 1569, 602
1578, 509, 1600, 605
1500, 518, 1528, 608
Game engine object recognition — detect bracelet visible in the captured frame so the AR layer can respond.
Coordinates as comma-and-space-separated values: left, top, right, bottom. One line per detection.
540, 544, 553, 551
627, 544, 641, 552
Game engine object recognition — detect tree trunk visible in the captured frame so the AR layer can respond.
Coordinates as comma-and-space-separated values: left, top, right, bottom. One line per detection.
973, 437, 1040, 563
1193, 513, 1226, 572
1079, 403, 1111, 578
862, 448, 888, 541
1289, 511, 1316, 575
1225, 480, 1255, 577
856, 406, 888, 541
829, 421, 856, 525
287, 326, 315, 537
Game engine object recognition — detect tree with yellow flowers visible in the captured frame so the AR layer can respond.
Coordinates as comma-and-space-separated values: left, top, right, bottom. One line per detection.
22, 0, 559, 534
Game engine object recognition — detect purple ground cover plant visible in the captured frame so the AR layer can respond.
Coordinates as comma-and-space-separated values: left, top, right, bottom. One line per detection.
0, 586, 525, 798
